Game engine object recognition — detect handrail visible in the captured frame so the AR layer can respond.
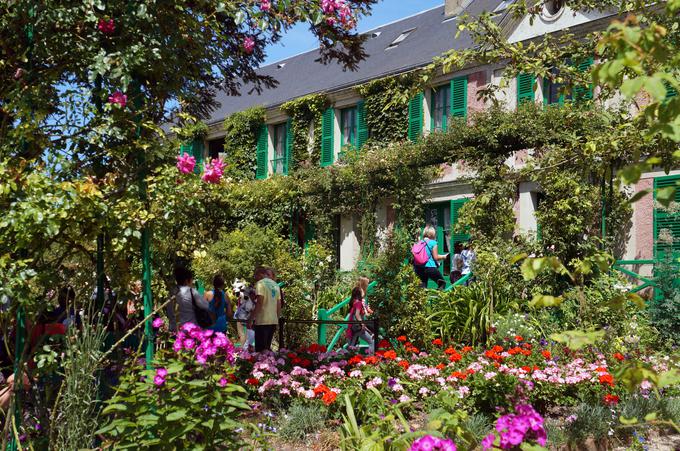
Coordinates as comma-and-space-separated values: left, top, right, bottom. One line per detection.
318, 281, 378, 347
613, 259, 657, 293
444, 272, 472, 292
326, 313, 351, 352
326, 281, 378, 316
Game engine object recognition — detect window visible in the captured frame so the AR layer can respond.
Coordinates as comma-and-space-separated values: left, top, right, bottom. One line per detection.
340, 107, 357, 149
386, 28, 415, 50
207, 137, 225, 160
272, 123, 287, 175
543, 68, 571, 106
431, 84, 450, 132
542, 0, 564, 19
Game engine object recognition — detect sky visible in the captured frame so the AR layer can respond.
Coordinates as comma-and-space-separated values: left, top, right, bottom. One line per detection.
263, 0, 444, 64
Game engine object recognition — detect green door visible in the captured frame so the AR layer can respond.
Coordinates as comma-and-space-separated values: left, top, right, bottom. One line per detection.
424, 202, 451, 288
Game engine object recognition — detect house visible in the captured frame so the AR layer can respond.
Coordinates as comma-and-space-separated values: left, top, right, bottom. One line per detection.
189, 0, 679, 281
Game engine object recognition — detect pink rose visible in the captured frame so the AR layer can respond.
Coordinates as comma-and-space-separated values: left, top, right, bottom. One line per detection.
97, 18, 115, 35
201, 158, 225, 184
259, 0, 271, 12
176, 152, 196, 174
243, 36, 256, 54
108, 91, 127, 108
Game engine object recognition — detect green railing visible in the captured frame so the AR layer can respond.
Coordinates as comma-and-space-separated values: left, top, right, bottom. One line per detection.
444, 272, 472, 291
612, 259, 657, 293
318, 281, 378, 350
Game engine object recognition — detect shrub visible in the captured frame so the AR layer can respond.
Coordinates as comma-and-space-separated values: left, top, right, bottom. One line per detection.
563, 403, 611, 444
649, 254, 680, 345
278, 401, 328, 441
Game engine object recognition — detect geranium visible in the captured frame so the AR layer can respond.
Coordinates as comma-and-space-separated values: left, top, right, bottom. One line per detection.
410, 435, 457, 451
243, 36, 256, 53
97, 18, 115, 35
176, 153, 196, 174
603, 394, 620, 405
397, 335, 407, 342
432, 338, 443, 347
398, 360, 410, 370
202, 158, 225, 183
383, 350, 397, 360
246, 378, 259, 386
613, 352, 625, 361
484, 404, 546, 450
322, 391, 337, 405
599, 373, 614, 387
108, 91, 127, 108
541, 350, 551, 360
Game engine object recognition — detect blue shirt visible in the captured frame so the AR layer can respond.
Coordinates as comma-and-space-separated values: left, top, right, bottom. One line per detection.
424, 239, 437, 268
209, 290, 227, 333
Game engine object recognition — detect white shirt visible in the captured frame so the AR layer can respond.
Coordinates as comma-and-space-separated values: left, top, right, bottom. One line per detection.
461, 249, 476, 274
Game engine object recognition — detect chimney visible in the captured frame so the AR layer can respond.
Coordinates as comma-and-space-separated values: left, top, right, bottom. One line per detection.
445, 0, 469, 17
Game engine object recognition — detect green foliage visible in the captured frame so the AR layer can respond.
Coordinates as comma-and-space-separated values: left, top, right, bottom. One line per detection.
222, 106, 266, 180
563, 403, 611, 444
172, 117, 209, 143
281, 94, 328, 169
356, 74, 416, 144
277, 401, 328, 441
649, 254, 680, 344
98, 342, 249, 449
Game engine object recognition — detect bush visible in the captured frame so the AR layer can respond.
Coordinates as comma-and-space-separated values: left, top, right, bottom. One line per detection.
278, 401, 328, 441
649, 254, 680, 345
563, 403, 611, 444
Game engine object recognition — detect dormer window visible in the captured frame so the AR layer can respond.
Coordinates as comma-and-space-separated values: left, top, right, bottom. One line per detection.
541, 0, 564, 20
386, 28, 416, 50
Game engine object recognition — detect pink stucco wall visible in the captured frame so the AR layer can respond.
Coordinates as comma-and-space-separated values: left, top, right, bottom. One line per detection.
467, 70, 488, 114
634, 178, 654, 259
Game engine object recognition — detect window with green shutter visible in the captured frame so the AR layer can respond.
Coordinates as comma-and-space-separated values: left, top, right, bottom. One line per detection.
451, 198, 471, 247
653, 175, 680, 260
285, 118, 293, 173
179, 139, 204, 174
543, 68, 569, 106
408, 93, 423, 142
573, 57, 594, 102
431, 84, 450, 132
255, 124, 269, 180
272, 122, 288, 175
356, 101, 368, 150
320, 107, 334, 167
450, 76, 467, 121
517, 73, 535, 106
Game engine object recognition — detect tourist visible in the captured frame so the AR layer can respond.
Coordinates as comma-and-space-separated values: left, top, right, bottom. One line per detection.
412, 225, 448, 290
174, 267, 213, 328
207, 275, 231, 333
347, 287, 374, 354
450, 242, 464, 284
461, 241, 476, 285
247, 267, 281, 352
233, 279, 256, 349
356, 276, 373, 314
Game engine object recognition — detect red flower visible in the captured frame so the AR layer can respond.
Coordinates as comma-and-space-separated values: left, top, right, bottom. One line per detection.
397, 335, 407, 342
287, 352, 297, 359
108, 91, 127, 108
613, 353, 625, 361
461, 346, 474, 353
515, 335, 523, 341
603, 394, 620, 405
348, 355, 362, 365
594, 366, 608, 373
599, 374, 615, 387
448, 351, 462, 363
508, 347, 522, 355
521, 366, 531, 373
97, 18, 115, 35
398, 360, 410, 370
246, 378, 259, 386
541, 350, 552, 360
451, 371, 467, 380
300, 359, 312, 368
467, 368, 476, 375
322, 391, 337, 405
377, 339, 391, 350
436, 363, 446, 370
492, 345, 504, 353
432, 338, 443, 347
243, 36, 256, 53
364, 356, 378, 365
313, 384, 330, 396
383, 350, 397, 360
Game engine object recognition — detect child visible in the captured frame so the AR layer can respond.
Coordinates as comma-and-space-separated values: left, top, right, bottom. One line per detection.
356, 276, 373, 315
233, 279, 256, 349
347, 287, 374, 354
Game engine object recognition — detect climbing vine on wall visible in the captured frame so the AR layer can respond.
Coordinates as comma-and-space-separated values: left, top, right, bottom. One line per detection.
221, 106, 265, 180
357, 73, 417, 144
281, 94, 328, 170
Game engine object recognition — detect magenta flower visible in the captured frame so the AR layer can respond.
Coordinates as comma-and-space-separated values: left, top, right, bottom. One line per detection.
176, 152, 196, 174
410, 435, 456, 451
108, 91, 127, 108
243, 36, 256, 54
172, 338, 183, 352
481, 434, 495, 450
183, 338, 196, 350
97, 18, 115, 35
153, 375, 165, 386
259, 0, 271, 12
201, 158, 225, 184
218, 377, 228, 387
152, 317, 164, 329
156, 368, 168, 378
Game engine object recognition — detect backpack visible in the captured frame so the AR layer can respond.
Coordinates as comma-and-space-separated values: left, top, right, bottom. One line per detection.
189, 288, 213, 329
411, 240, 431, 266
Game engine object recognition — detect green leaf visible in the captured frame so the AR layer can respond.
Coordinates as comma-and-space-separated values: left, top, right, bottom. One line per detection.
656, 186, 676, 207
102, 404, 128, 414
620, 164, 642, 185
529, 294, 563, 308
620, 77, 644, 98
656, 369, 680, 388
619, 416, 638, 425
550, 329, 605, 350
629, 189, 650, 203
234, 10, 246, 25
644, 412, 657, 422
510, 252, 528, 265
166, 409, 187, 422
627, 293, 645, 309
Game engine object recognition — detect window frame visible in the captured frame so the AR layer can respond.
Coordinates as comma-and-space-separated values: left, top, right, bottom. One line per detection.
271, 122, 288, 175
430, 84, 451, 132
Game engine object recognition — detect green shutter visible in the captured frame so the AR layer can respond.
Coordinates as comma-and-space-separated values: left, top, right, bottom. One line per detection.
450, 198, 470, 246
573, 57, 594, 102
653, 175, 680, 260
255, 124, 268, 180
320, 108, 334, 167
664, 81, 678, 104
284, 119, 293, 175
356, 101, 368, 150
191, 139, 204, 174
408, 93, 423, 142
450, 76, 467, 120
517, 73, 535, 105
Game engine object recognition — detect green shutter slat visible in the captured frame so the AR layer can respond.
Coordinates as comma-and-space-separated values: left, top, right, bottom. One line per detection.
664, 81, 678, 104
450, 76, 467, 119
573, 57, 594, 102
285, 119, 293, 175
517, 73, 535, 105
320, 108, 334, 167
450, 198, 471, 246
191, 139, 204, 174
654, 175, 680, 260
408, 93, 423, 143
356, 101, 368, 150
256, 124, 269, 180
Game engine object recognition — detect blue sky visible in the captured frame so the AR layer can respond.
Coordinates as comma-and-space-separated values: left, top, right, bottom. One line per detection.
264, 0, 444, 64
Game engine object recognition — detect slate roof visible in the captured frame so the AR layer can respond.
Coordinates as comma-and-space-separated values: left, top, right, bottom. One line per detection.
207, 0, 506, 125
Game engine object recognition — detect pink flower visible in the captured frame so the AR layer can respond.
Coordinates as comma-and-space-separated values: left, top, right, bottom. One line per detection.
97, 18, 115, 35
108, 91, 127, 108
156, 368, 168, 378
201, 158, 225, 184
218, 377, 228, 387
153, 375, 165, 386
481, 434, 495, 450
259, 0, 271, 11
152, 317, 164, 329
176, 152, 196, 174
243, 36, 256, 54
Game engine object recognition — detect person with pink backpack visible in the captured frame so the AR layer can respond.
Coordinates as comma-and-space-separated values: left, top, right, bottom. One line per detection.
411, 225, 448, 290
